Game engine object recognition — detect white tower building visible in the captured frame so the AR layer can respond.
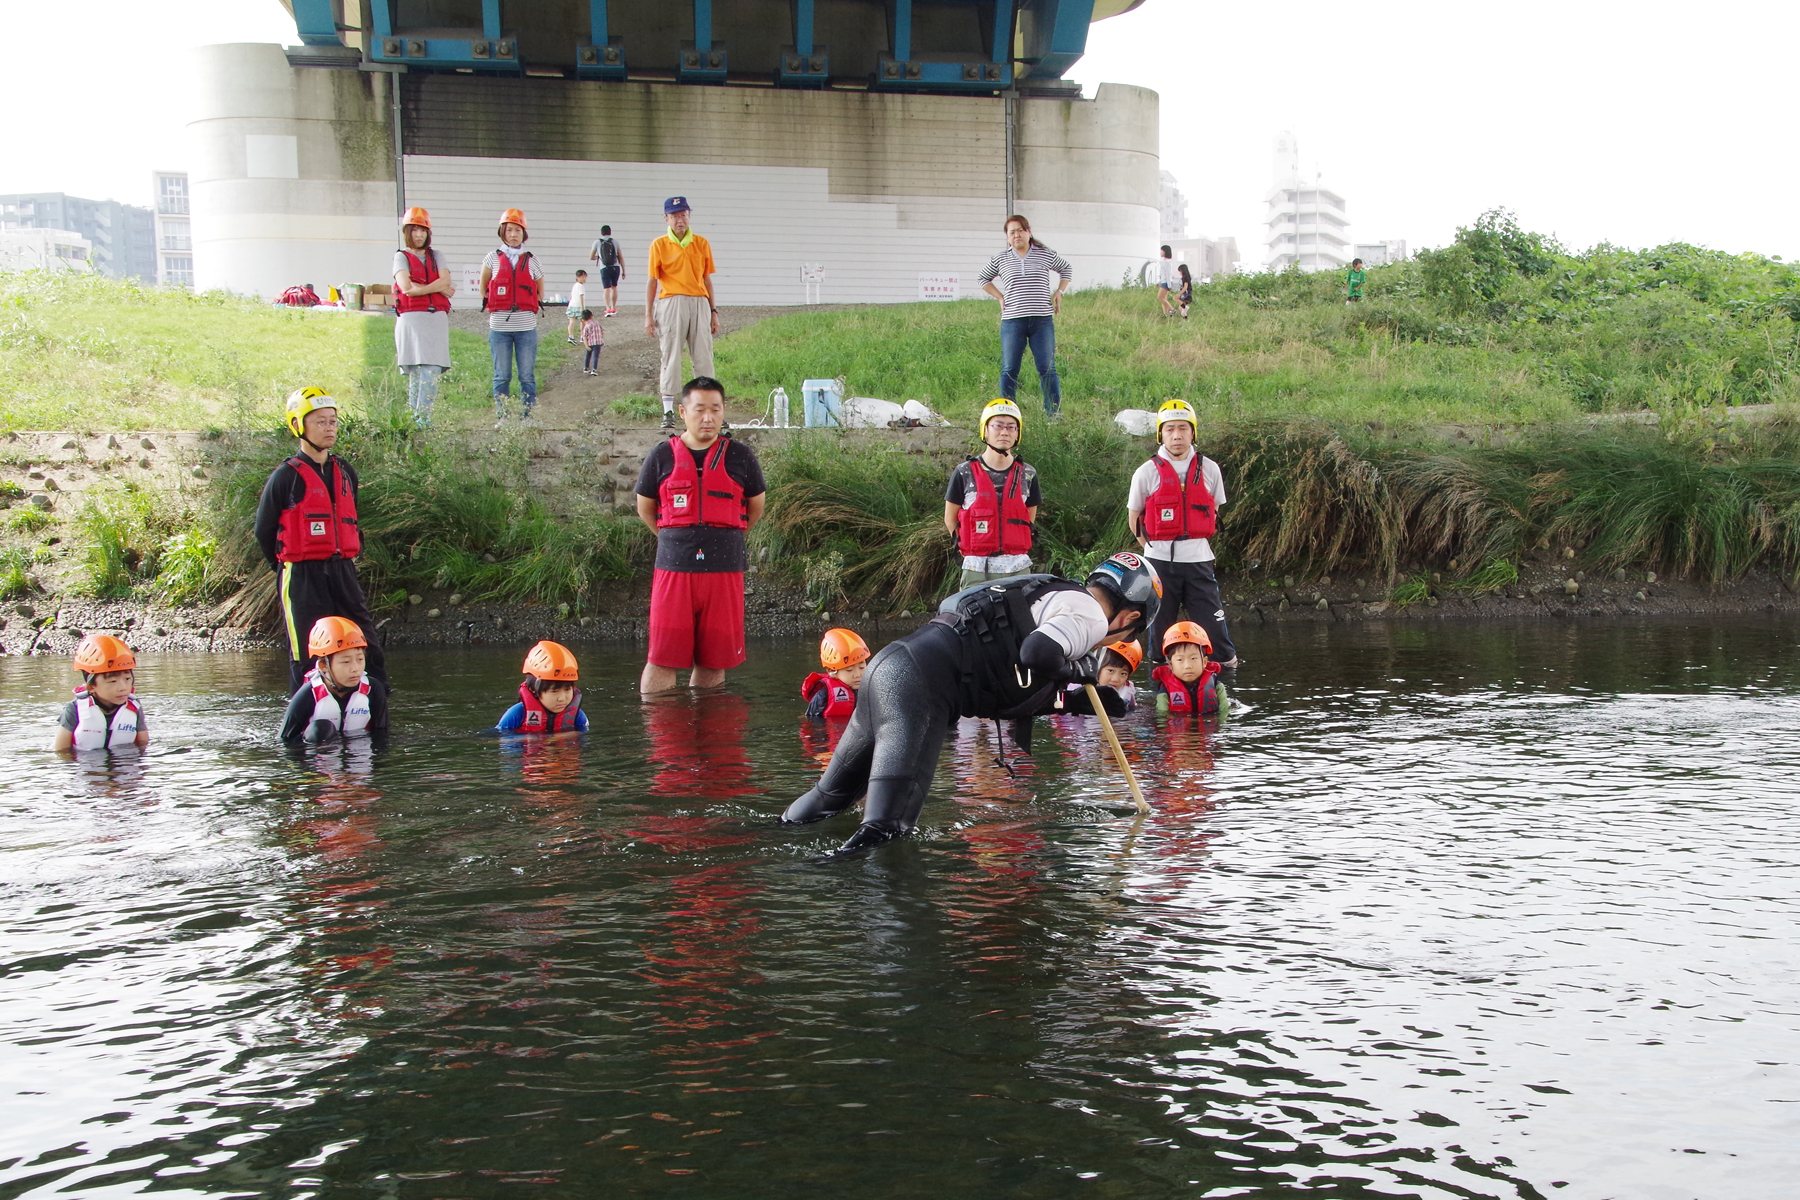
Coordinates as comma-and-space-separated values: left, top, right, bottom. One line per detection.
1263, 132, 1350, 272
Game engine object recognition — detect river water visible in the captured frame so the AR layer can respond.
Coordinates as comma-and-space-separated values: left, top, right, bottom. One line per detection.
2, 618, 1797, 1200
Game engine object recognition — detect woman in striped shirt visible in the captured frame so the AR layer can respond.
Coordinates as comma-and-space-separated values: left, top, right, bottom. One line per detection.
979, 214, 1073, 418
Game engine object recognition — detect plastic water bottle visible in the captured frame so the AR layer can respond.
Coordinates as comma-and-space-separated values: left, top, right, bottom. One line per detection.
771, 386, 790, 428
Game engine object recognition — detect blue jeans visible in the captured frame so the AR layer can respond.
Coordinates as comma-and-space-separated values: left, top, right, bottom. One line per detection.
999, 315, 1060, 415
402, 364, 443, 424
488, 326, 538, 414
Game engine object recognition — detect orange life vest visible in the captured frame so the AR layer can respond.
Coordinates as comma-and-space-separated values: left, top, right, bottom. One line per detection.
657, 437, 746, 529
957, 458, 1033, 557
275, 456, 361, 562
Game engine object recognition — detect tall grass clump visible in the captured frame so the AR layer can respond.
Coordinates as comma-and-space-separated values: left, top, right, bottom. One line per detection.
0, 546, 42, 599
73, 486, 184, 598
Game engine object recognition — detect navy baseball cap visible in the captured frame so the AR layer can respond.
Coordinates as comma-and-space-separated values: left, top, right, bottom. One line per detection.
663, 196, 691, 214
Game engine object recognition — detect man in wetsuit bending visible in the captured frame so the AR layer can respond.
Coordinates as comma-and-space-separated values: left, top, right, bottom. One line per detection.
781, 551, 1162, 856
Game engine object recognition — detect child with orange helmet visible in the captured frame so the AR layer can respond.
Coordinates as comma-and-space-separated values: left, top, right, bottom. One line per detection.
54, 634, 147, 752
1052, 639, 1142, 715
1151, 622, 1223, 716
280, 617, 389, 743
497, 640, 588, 733
802, 628, 870, 720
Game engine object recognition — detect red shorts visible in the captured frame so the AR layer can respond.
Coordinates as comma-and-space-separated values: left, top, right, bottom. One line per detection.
648, 569, 746, 670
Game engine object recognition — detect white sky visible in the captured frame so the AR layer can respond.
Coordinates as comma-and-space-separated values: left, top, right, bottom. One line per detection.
4, 0, 1794, 266
1071, 0, 1800, 264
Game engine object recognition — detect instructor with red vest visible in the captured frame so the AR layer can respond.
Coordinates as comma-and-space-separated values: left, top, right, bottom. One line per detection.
942, 399, 1039, 589
391, 206, 454, 426
479, 208, 543, 427
633, 376, 766, 695
1126, 399, 1238, 671
254, 388, 388, 693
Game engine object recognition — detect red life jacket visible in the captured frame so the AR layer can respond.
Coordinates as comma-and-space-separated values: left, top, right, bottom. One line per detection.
485, 249, 538, 313
658, 437, 746, 529
275, 455, 361, 562
957, 458, 1033, 557
1152, 662, 1221, 715
395, 249, 450, 315
516, 682, 583, 733
1141, 454, 1218, 542
801, 672, 857, 719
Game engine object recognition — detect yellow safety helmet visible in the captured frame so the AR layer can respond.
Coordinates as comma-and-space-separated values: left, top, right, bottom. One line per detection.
285, 387, 338, 438
1155, 399, 1198, 441
978, 398, 1024, 445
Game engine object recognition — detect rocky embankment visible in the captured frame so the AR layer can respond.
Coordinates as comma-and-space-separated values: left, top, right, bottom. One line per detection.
6, 557, 1797, 661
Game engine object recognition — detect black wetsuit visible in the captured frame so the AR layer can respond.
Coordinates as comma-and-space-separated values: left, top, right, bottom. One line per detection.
782, 574, 1100, 853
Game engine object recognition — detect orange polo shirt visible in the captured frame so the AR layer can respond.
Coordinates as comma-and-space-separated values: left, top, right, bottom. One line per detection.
647, 230, 716, 299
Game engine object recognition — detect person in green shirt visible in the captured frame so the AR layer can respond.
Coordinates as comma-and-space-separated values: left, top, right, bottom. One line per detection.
1346, 258, 1366, 304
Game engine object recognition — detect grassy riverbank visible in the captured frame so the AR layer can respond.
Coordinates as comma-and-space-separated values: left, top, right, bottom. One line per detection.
0, 271, 566, 433
3, 209, 1799, 621
720, 211, 1800, 426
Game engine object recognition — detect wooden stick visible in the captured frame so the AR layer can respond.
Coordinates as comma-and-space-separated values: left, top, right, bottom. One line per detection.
1085, 684, 1149, 815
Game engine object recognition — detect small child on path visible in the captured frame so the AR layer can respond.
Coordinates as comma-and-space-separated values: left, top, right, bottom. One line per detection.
1151, 622, 1223, 716
281, 618, 389, 743
496, 641, 589, 733
802, 628, 869, 720
581, 309, 604, 375
567, 271, 589, 343
54, 634, 147, 752
1177, 263, 1193, 318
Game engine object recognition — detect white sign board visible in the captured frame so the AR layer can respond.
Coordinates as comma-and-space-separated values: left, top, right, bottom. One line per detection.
917, 273, 960, 301
458, 264, 482, 308
800, 262, 827, 282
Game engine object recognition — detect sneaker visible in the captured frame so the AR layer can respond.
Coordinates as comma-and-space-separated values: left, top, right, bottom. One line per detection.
566, 336, 577, 345
660, 410, 678, 430
605, 308, 617, 317
520, 407, 535, 424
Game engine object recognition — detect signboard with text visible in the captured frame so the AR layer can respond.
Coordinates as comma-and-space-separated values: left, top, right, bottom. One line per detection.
917, 273, 959, 301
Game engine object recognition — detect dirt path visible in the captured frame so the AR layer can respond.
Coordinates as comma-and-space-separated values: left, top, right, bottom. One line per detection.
449, 304, 840, 430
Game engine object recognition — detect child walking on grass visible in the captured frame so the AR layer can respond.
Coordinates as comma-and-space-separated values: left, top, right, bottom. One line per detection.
581, 309, 604, 375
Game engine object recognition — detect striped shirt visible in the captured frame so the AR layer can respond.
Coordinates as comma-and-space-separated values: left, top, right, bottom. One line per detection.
979, 243, 1072, 320
481, 248, 545, 332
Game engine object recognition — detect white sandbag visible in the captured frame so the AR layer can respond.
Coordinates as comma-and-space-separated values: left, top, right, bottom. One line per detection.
1114, 408, 1156, 436
902, 399, 950, 426
839, 396, 907, 428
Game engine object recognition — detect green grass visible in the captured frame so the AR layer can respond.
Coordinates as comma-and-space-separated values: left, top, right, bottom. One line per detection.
0, 271, 567, 433
718, 221, 1800, 428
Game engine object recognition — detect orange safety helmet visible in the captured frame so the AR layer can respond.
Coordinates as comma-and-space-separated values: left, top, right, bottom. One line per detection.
1103, 639, 1144, 675
522, 640, 580, 682
1161, 621, 1212, 655
401, 206, 432, 230
73, 633, 136, 675
308, 616, 368, 659
497, 207, 529, 239
819, 627, 870, 671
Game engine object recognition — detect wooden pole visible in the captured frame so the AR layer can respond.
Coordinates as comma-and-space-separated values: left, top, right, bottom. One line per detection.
1085, 684, 1148, 815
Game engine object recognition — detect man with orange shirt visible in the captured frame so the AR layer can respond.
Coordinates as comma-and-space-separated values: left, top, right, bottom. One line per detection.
644, 196, 719, 430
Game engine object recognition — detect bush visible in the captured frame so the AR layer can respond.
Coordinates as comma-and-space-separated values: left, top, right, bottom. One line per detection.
156, 529, 219, 606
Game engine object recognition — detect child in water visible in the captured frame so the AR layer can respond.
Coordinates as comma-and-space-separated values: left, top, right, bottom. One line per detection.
1053, 639, 1142, 715
1151, 621, 1223, 715
802, 627, 869, 719
496, 640, 588, 733
281, 616, 389, 743
54, 634, 148, 751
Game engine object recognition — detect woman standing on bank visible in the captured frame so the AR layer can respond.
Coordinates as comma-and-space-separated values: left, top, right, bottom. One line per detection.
979, 214, 1072, 419
391, 207, 454, 427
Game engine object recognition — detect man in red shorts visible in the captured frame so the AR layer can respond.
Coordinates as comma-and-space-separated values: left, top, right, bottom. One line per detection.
634, 375, 767, 694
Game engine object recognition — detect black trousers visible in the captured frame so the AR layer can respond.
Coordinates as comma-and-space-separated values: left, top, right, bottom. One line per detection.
782, 622, 963, 836
279, 557, 388, 693
1148, 557, 1237, 664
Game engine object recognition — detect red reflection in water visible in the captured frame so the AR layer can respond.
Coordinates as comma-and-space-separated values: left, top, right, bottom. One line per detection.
643, 694, 757, 799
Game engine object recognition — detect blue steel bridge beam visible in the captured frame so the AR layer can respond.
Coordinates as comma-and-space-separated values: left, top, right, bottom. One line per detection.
292, 0, 342, 46
796, 0, 815, 55
893, 0, 913, 63
1019, 0, 1094, 78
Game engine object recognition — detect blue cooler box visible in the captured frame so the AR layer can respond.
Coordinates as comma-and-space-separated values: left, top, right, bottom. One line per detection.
802, 379, 844, 428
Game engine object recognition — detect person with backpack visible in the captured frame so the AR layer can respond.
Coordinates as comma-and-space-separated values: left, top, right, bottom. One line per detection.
479, 207, 543, 427
590, 225, 624, 317
391, 206, 454, 426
